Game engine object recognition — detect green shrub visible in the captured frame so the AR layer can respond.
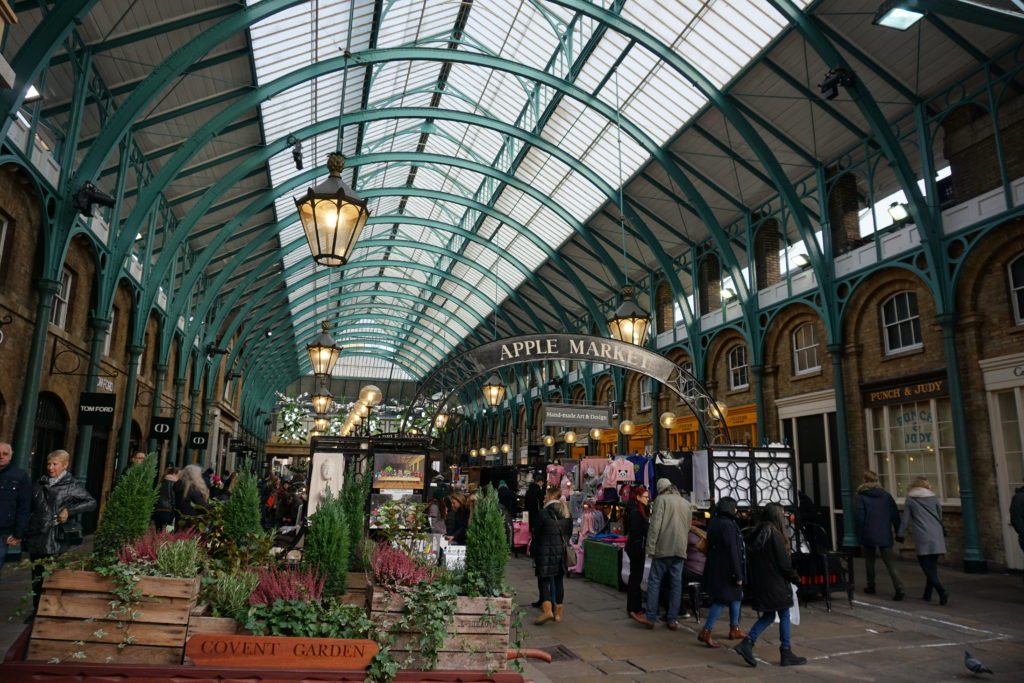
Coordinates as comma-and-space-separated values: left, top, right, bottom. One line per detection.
221, 472, 262, 541
154, 538, 206, 577
303, 488, 349, 594
94, 453, 158, 559
204, 568, 259, 619
463, 485, 509, 596
341, 462, 371, 571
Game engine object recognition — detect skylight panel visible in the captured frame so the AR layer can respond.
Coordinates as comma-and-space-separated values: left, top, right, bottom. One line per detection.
375, 0, 460, 48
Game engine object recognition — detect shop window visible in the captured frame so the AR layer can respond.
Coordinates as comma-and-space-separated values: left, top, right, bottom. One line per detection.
728, 345, 748, 390
1010, 254, 1024, 325
881, 291, 922, 354
792, 323, 820, 375
49, 268, 73, 329
868, 398, 959, 502
639, 380, 651, 411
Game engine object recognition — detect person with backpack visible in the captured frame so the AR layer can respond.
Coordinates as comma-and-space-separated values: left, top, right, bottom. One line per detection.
734, 502, 807, 668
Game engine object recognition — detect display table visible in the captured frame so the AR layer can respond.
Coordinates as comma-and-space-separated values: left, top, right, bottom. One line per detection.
583, 539, 623, 590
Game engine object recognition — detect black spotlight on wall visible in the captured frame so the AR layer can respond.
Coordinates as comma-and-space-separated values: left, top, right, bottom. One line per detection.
205, 342, 229, 357
72, 182, 116, 218
287, 135, 303, 171
818, 65, 855, 101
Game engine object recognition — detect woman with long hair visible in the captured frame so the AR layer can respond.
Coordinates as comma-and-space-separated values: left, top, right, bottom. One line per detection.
625, 485, 650, 620
699, 496, 745, 647
153, 466, 179, 529
734, 502, 806, 668
426, 495, 448, 535
897, 477, 949, 604
174, 464, 210, 527
533, 485, 572, 625
445, 492, 470, 544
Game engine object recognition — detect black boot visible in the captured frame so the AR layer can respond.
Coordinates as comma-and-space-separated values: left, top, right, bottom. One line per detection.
780, 647, 807, 666
734, 637, 756, 667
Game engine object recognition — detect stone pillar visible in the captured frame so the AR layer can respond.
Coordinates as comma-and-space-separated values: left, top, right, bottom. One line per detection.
754, 219, 780, 290
827, 169, 861, 256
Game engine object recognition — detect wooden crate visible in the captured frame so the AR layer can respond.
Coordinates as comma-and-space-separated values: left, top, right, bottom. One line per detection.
370, 589, 511, 671
183, 615, 241, 665
338, 571, 370, 607
27, 569, 199, 665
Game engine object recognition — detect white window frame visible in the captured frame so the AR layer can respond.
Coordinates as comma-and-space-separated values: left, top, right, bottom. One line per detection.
728, 345, 749, 390
1010, 254, 1024, 326
792, 323, 820, 375
867, 398, 959, 503
0, 214, 8, 272
639, 381, 652, 411
881, 291, 922, 355
49, 268, 72, 329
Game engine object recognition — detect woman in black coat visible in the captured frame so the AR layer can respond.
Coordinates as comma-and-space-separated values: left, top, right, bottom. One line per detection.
699, 496, 745, 647
532, 485, 572, 626
734, 503, 806, 668
444, 492, 470, 544
624, 485, 650, 620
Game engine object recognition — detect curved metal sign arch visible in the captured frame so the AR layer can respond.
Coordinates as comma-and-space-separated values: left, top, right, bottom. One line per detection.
405, 334, 730, 447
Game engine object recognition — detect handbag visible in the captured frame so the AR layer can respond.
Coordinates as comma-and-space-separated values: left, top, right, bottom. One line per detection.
57, 520, 84, 546
692, 526, 708, 555
564, 543, 578, 567
919, 500, 949, 537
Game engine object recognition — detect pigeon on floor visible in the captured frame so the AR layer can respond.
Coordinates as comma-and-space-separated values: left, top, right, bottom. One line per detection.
964, 651, 994, 675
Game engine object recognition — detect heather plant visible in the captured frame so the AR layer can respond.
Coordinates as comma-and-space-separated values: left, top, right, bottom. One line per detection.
118, 528, 199, 566
370, 542, 435, 589
94, 453, 158, 559
249, 565, 325, 605
341, 462, 372, 570
463, 485, 509, 596
303, 488, 349, 594
154, 537, 206, 577
221, 472, 262, 542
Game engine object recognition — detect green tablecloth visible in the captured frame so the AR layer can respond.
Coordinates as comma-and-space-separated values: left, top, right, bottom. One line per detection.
583, 538, 622, 589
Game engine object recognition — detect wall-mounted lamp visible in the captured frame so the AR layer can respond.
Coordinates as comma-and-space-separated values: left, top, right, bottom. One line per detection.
887, 201, 910, 223
872, 1, 924, 30
205, 342, 229, 357
793, 253, 811, 268
721, 287, 737, 302
227, 371, 242, 380
72, 182, 116, 218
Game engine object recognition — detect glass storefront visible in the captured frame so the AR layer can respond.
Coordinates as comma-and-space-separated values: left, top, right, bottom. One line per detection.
868, 398, 959, 501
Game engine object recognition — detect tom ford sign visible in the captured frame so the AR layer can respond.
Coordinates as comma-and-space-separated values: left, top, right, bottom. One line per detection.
465, 334, 679, 385
78, 392, 116, 427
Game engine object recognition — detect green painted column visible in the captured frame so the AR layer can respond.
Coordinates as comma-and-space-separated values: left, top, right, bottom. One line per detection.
200, 396, 214, 469
72, 315, 111, 480
186, 387, 200, 464
752, 364, 766, 445
12, 278, 60, 471
651, 379, 663, 452
147, 363, 168, 453
115, 344, 144, 474
828, 343, 858, 549
936, 313, 986, 572
168, 377, 186, 467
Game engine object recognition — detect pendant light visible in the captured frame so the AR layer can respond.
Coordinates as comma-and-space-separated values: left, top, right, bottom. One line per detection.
306, 321, 341, 376
481, 373, 507, 408
311, 380, 333, 415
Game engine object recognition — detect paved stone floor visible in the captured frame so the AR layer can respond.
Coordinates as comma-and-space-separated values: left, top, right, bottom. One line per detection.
2, 548, 1022, 681
508, 555, 1024, 682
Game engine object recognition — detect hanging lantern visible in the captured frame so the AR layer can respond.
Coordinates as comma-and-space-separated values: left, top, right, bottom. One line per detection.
481, 373, 507, 407
294, 153, 369, 267
590, 428, 602, 440
501, 443, 511, 454
563, 430, 577, 444
311, 384, 333, 415
434, 412, 449, 430
359, 384, 382, 406
619, 420, 635, 435
314, 416, 329, 432
490, 445, 499, 455
607, 285, 651, 347
543, 434, 554, 447
470, 449, 478, 458
660, 411, 677, 429
306, 321, 341, 376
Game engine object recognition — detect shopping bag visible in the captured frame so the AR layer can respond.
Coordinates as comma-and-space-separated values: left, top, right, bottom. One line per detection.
790, 583, 801, 626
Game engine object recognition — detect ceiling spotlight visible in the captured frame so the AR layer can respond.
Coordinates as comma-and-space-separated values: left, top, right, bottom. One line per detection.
72, 181, 116, 218
819, 65, 855, 101
793, 253, 811, 268
286, 135, 303, 171
872, 1, 924, 30
721, 287, 737, 302
24, 84, 42, 103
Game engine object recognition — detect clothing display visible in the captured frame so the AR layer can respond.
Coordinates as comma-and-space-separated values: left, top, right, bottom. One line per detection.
546, 464, 566, 487
653, 451, 692, 495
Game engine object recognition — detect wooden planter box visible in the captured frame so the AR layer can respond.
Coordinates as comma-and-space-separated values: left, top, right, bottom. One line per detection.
27, 569, 200, 665
370, 589, 512, 671
338, 572, 370, 607
183, 615, 241, 665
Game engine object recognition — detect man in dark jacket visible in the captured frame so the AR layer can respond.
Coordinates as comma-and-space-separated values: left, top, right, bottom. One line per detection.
524, 474, 545, 531
854, 470, 904, 600
0, 442, 31, 572
497, 480, 516, 516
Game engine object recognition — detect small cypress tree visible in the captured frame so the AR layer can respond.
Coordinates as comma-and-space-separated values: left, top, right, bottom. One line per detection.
94, 453, 158, 559
222, 472, 262, 542
304, 488, 349, 594
341, 462, 370, 571
464, 485, 509, 596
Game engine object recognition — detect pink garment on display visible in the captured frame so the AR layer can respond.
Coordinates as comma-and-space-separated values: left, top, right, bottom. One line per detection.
546, 464, 565, 486
580, 458, 609, 477
602, 462, 618, 488
611, 458, 634, 482
560, 475, 572, 500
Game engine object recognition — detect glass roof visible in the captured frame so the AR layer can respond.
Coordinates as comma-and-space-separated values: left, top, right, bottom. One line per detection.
246, 0, 812, 379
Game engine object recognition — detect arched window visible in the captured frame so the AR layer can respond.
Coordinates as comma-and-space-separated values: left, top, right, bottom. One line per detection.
728, 345, 749, 390
881, 291, 922, 354
792, 322, 820, 375
1010, 254, 1024, 325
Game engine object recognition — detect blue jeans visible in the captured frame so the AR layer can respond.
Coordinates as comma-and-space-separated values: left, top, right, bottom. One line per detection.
747, 608, 792, 649
703, 598, 742, 630
645, 556, 683, 623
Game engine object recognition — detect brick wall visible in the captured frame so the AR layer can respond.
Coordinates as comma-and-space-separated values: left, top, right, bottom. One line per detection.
697, 252, 720, 315
942, 96, 1024, 204
754, 218, 781, 290
827, 169, 861, 256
